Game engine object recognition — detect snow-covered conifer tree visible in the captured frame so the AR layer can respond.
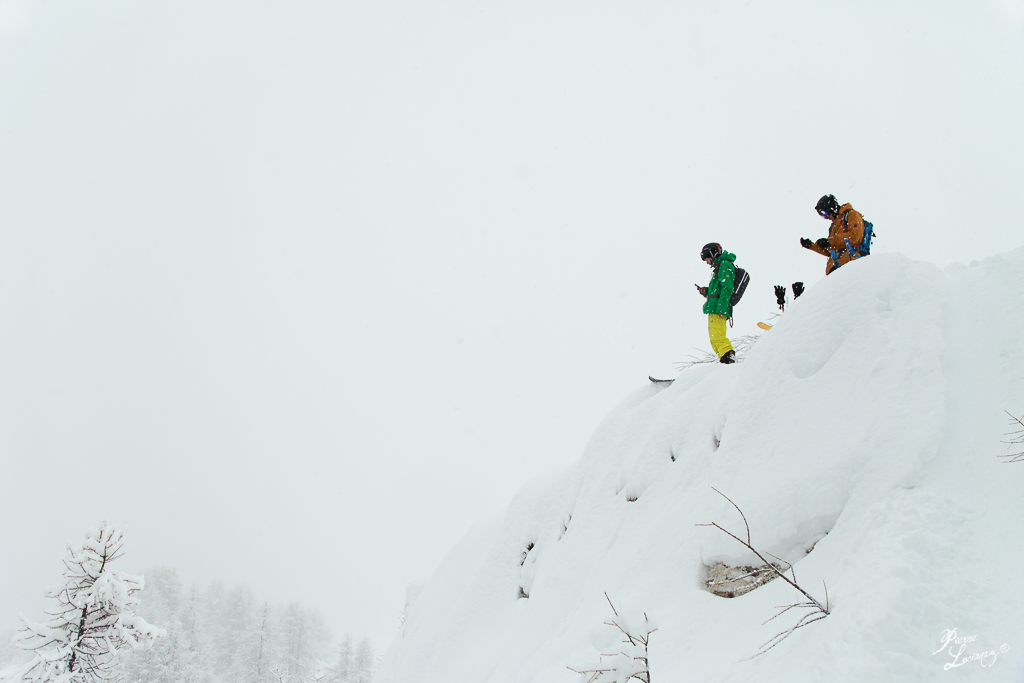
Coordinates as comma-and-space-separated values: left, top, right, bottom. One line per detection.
352, 639, 375, 683
208, 584, 255, 682
329, 636, 354, 683
568, 595, 656, 683
326, 635, 375, 683
7, 522, 164, 683
178, 585, 212, 683
278, 603, 331, 683
122, 569, 213, 683
244, 601, 278, 683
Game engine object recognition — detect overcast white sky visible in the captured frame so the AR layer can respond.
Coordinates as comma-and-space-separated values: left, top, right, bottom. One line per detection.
1, 0, 1022, 652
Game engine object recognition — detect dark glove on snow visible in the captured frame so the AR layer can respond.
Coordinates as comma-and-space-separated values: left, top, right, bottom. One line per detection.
792, 282, 805, 299
816, 237, 831, 250
800, 237, 813, 249
774, 285, 786, 309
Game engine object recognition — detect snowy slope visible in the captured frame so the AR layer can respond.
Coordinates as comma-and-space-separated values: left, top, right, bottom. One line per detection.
377, 249, 1024, 683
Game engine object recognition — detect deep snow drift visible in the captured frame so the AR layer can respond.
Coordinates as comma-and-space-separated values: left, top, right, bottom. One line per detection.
377, 249, 1024, 683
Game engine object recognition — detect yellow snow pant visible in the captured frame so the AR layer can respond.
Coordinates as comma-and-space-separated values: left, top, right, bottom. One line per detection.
708, 314, 734, 359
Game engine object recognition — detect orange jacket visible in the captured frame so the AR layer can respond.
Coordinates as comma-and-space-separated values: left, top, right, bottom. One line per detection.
807, 203, 865, 275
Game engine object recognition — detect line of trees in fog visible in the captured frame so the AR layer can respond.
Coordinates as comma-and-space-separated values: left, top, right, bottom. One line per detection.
1, 523, 376, 683
121, 568, 375, 683
1, 565, 375, 683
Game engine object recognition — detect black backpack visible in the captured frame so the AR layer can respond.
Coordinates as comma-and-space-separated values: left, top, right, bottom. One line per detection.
730, 266, 750, 307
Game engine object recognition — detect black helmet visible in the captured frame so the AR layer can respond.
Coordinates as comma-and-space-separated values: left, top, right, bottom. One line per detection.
815, 194, 839, 218
700, 242, 723, 261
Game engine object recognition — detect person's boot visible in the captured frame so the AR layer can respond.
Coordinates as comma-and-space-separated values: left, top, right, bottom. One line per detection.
719, 350, 736, 364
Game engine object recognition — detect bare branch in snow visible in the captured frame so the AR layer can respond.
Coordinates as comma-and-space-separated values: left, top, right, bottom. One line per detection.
674, 334, 762, 369
697, 488, 830, 659
999, 410, 1024, 463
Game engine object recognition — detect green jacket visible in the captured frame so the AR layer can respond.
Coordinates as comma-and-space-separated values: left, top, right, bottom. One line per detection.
702, 250, 737, 317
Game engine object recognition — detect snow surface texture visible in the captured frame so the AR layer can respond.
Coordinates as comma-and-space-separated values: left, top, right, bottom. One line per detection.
376, 249, 1024, 683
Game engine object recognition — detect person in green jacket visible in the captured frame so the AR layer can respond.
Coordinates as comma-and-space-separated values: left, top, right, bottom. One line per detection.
694, 242, 737, 364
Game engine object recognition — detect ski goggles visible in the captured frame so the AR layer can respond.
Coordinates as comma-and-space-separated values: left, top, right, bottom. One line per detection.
818, 209, 833, 219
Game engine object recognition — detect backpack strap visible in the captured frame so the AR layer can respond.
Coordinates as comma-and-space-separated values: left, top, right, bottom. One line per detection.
841, 207, 866, 255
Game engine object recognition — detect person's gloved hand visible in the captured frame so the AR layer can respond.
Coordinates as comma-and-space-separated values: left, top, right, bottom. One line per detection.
816, 237, 831, 249
695, 284, 708, 297
800, 237, 813, 248
792, 282, 805, 298
774, 285, 786, 309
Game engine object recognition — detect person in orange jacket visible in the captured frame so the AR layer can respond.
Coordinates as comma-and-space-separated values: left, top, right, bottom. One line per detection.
800, 194, 868, 275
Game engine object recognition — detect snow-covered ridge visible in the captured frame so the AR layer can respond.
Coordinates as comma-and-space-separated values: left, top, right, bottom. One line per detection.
377, 250, 1024, 683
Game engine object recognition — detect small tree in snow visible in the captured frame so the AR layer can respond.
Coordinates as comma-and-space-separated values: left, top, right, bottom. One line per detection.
999, 410, 1024, 463
305, 661, 332, 683
7, 522, 164, 683
675, 333, 762, 369
568, 594, 656, 683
